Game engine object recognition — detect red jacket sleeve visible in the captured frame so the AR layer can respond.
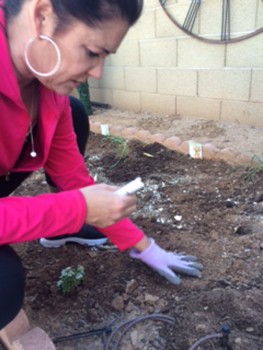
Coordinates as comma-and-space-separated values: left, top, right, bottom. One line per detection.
98, 218, 145, 252
0, 190, 87, 245
43, 98, 94, 191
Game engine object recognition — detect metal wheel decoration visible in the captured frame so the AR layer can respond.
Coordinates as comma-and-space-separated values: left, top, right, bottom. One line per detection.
159, 0, 263, 44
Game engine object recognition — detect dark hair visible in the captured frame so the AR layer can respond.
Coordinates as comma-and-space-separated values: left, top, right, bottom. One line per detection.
4, 0, 143, 29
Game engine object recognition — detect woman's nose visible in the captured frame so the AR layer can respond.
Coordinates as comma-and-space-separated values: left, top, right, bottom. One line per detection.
88, 58, 104, 80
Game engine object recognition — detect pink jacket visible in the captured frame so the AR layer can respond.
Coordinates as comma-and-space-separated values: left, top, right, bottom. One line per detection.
0, 6, 144, 250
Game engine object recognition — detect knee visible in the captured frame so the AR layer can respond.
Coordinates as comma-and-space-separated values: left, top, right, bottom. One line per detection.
69, 95, 90, 134
0, 246, 25, 329
69, 96, 90, 155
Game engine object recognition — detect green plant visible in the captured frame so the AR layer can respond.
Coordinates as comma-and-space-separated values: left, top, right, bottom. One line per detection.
245, 154, 263, 180
77, 81, 93, 116
57, 265, 85, 294
104, 135, 128, 168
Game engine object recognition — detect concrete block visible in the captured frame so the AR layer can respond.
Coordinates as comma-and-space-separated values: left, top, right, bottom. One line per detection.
89, 88, 113, 105
226, 35, 263, 68
221, 100, 263, 126
98, 67, 125, 90
111, 40, 140, 67
144, 0, 160, 10
141, 93, 176, 115
140, 38, 177, 67
230, 0, 258, 32
156, 7, 185, 38
199, 69, 251, 100
178, 38, 225, 68
125, 68, 157, 93
177, 96, 221, 120
251, 69, 263, 102
126, 10, 155, 40
158, 69, 197, 96
113, 90, 141, 112
200, 2, 224, 40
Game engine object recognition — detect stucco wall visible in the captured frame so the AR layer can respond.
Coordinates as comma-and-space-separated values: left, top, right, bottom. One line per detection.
89, 0, 263, 126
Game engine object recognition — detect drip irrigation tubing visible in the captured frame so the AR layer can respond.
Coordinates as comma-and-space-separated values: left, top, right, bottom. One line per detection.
52, 314, 236, 349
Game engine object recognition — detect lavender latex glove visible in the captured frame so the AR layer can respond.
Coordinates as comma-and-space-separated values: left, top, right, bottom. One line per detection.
130, 238, 203, 285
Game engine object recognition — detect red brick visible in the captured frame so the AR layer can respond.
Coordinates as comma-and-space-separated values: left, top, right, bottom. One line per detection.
135, 130, 152, 143
121, 127, 139, 138
3, 309, 30, 343
110, 125, 125, 136
12, 327, 56, 350
163, 136, 182, 151
89, 121, 101, 133
217, 147, 238, 163
202, 143, 220, 160
177, 141, 190, 155
149, 133, 167, 145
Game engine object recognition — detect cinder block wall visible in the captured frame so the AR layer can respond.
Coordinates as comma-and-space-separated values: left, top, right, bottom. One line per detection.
89, 0, 263, 126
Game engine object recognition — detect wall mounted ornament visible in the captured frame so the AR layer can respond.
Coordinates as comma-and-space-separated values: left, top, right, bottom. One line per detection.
159, 0, 263, 44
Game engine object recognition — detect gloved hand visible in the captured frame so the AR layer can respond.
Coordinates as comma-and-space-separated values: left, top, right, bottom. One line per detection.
130, 238, 203, 285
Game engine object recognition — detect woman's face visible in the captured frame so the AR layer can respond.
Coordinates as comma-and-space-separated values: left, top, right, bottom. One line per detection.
33, 17, 130, 95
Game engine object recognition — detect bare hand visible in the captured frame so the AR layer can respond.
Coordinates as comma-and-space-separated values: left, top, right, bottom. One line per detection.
80, 184, 137, 227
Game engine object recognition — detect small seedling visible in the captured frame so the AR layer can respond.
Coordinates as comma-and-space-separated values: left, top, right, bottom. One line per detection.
57, 265, 85, 294
104, 135, 128, 168
245, 154, 263, 180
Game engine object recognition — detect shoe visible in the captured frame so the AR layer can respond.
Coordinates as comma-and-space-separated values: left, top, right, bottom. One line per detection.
39, 224, 108, 248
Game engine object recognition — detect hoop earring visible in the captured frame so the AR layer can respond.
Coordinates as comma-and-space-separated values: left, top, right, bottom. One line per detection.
24, 35, 61, 77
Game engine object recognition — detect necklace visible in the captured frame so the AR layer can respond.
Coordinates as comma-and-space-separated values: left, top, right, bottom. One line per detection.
29, 122, 37, 158
26, 84, 38, 158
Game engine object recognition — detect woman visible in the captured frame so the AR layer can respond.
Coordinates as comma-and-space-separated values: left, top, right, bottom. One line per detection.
0, 0, 203, 332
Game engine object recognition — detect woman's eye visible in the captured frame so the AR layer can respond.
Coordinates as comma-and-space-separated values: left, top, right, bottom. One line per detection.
86, 49, 99, 58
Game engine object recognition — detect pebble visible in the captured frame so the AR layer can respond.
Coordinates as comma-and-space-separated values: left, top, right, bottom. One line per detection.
125, 279, 138, 294
112, 295, 125, 311
246, 327, 254, 333
144, 294, 160, 305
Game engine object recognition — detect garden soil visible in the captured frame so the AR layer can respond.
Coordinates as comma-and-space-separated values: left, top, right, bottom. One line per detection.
5, 110, 263, 350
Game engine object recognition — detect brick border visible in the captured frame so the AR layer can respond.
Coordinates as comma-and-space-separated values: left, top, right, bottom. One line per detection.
90, 121, 257, 166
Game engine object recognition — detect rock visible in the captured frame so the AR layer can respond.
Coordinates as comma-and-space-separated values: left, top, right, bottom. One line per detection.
195, 324, 209, 333
144, 294, 160, 305
88, 308, 99, 322
125, 279, 138, 294
112, 295, 125, 311
225, 198, 236, 208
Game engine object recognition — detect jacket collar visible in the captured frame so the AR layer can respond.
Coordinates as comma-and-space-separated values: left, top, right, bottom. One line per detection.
0, 4, 22, 102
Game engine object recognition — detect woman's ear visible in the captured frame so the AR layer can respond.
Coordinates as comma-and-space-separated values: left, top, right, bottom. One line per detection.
30, 0, 56, 37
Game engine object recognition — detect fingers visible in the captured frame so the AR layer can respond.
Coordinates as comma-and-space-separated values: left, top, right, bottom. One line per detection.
179, 254, 198, 262
155, 267, 182, 285
170, 263, 203, 278
80, 184, 138, 227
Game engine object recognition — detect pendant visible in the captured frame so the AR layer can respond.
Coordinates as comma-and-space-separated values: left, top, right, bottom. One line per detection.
30, 151, 37, 158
